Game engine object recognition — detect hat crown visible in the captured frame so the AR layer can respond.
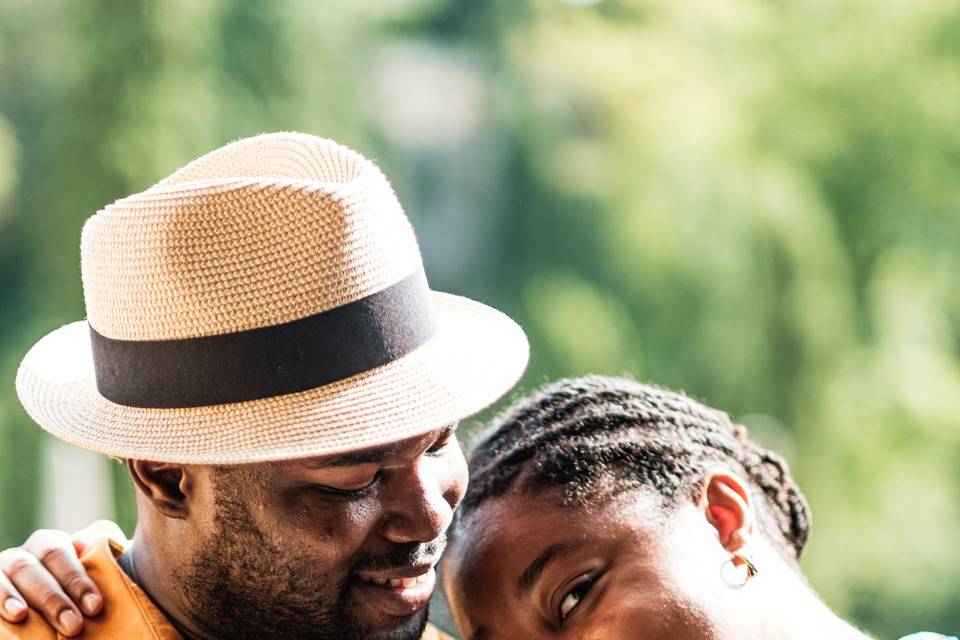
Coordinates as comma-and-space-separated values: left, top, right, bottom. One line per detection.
81, 133, 423, 341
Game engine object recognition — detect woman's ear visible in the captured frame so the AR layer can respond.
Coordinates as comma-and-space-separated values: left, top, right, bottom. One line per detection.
126, 459, 192, 519
702, 470, 755, 552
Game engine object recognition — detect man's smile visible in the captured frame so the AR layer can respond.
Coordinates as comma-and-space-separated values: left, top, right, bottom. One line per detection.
353, 566, 437, 617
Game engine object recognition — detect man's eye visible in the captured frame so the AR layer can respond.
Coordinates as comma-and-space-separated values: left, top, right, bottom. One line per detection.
315, 471, 381, 496
427, 436, 452, 454
558, 575, 597, 623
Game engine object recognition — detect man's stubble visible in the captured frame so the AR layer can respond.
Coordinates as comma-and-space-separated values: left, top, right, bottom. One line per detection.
181, 477, 431, 640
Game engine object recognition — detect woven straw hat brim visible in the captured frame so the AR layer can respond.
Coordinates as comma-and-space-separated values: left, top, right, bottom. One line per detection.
16, 292, 528, 464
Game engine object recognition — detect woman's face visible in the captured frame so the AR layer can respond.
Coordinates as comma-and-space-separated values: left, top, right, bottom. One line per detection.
443, 488, 747, 640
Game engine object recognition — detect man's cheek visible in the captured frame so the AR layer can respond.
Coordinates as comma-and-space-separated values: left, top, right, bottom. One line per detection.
276, 489, 376, 538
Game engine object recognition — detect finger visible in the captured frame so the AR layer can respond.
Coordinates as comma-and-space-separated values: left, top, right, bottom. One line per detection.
23, 530, 102, 617
72, 520, 128, 556
0, 573, 28, 623
0, 549, 84, 637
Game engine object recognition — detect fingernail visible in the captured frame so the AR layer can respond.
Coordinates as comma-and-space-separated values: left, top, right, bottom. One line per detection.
82, 593, 101, 615
3, 598, 25, 617
59, 609, 81, 634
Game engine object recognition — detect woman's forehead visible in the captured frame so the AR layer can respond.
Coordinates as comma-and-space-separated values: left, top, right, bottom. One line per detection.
449, 487, 677, 583
445, 490, 675, 638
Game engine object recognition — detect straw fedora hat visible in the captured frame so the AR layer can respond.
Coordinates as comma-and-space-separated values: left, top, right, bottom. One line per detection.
16, 132, 528, 464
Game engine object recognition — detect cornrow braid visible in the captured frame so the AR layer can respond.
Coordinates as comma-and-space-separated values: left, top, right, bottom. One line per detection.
456, 375, 811, 562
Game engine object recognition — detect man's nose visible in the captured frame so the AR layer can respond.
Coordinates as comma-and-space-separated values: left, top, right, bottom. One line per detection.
379, 459, 457, 544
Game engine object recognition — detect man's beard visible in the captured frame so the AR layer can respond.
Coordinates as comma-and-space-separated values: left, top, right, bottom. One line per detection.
181, 491, 437, 640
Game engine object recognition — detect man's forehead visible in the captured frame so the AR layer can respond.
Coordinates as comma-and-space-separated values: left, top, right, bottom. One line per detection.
297, 423, 458, 469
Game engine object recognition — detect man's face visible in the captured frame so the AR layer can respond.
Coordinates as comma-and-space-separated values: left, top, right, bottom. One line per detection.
181, 425, 466, 640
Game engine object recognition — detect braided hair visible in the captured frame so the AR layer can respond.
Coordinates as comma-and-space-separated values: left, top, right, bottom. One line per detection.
456, 375, 811, 562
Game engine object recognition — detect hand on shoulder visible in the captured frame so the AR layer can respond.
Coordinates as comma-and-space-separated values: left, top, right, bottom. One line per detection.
0, 521, 126, 637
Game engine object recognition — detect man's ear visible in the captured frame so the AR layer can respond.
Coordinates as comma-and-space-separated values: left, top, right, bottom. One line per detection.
702, 470, 755, 552
126, 459, 192, 519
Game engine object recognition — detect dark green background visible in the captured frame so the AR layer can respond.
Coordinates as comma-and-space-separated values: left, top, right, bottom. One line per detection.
1, 1, 958, 637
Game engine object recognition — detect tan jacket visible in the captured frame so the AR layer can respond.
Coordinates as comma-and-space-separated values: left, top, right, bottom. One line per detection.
0, 539, 456, 640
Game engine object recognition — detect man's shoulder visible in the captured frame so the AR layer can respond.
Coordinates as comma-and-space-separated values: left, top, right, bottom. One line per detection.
0, 539, 180, 640
0, 612, 58, 640
0, 612, 458, 640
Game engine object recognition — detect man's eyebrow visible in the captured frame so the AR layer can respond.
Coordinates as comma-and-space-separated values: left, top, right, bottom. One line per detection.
301, 444, 406, 468
517, 540, 586, 596
301, 424, 457, 469
433, 423, 457, 444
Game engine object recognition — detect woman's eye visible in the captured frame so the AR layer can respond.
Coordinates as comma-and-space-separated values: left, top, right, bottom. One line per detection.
558, 575, 597, 622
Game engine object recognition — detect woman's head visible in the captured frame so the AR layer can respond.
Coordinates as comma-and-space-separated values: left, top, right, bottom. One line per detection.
443, 375, 813, 640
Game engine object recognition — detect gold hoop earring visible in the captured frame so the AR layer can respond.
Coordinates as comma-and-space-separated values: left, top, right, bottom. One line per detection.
720, 550, 758, 589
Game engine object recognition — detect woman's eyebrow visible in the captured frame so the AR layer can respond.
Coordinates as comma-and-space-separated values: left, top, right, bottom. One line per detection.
468, 627, 492, 640
516, 540, 587, 596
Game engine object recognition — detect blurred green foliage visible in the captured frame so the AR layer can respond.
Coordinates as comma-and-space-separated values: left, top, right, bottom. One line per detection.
1, 0, 958, 637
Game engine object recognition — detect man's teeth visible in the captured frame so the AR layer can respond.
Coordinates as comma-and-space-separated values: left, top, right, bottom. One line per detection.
363, 573, 431, 588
